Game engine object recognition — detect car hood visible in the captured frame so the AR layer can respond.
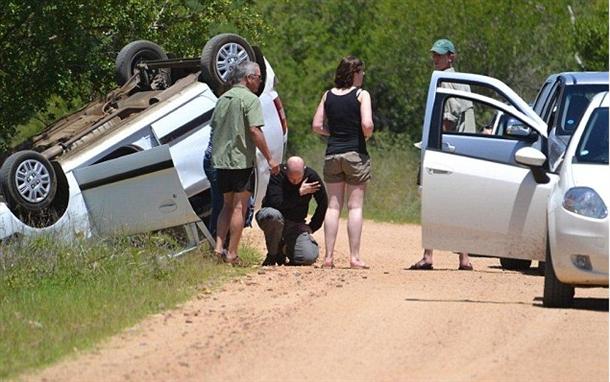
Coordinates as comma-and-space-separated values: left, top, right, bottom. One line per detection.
571, 163, 610, 203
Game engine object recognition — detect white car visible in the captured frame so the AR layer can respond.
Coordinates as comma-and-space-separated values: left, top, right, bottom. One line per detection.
419, 70, 606, 262
545, 91, 608, 307
0, 33, 287, 243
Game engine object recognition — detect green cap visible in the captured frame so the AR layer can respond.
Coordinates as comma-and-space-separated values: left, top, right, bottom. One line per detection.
430, 39, 455, 54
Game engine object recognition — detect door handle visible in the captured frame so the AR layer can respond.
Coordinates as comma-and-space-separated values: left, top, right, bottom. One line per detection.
425, 167, 452, 175
442, 142, 456, 153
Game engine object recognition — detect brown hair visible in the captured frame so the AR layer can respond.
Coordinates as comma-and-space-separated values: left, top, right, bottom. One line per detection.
334, 56, 364, 89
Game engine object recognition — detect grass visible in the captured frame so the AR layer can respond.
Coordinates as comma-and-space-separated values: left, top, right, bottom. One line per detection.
0, 233, 260, 379
298, 133, 422, 224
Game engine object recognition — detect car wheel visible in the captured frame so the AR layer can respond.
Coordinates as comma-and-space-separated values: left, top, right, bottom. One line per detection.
0, 150, 57, 211
200, 33, 256, 96
543, 244, 575, 308
115, 40, 169, 87
499, 258, 532, 270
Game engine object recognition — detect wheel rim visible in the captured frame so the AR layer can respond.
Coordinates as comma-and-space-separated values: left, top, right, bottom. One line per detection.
215, 42, 250, 80
14, 159, 52, 203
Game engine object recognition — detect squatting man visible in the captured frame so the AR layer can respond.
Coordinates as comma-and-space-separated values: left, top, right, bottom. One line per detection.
256, 156, 328, 266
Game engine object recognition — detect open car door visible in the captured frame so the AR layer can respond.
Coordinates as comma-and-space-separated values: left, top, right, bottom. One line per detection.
420, 71, 559, 261
73, 145, 202, 237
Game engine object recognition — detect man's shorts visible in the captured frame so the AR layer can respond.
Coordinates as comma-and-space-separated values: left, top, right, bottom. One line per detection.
217, 168, 254, 194
323, 151, 371, 184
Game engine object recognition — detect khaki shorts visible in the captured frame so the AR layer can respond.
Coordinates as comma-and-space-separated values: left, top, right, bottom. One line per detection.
323, 151, 371, 184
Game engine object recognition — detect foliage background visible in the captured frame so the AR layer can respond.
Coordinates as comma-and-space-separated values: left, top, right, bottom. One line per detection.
255, 0, 608, 150
2, 1, 607, 151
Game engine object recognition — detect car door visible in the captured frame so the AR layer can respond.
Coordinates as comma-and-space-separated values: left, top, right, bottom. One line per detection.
421, 71, 559, 261
72, 145, 201, 236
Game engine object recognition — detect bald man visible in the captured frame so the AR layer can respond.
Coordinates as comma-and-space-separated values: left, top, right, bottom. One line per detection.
255, 156, 328, 266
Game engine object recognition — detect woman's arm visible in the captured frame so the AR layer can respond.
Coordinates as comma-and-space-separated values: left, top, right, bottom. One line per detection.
359, 90, 374, 139
312, 91, 330, 136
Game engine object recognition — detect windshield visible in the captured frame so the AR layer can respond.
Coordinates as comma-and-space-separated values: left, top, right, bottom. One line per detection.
575, 107, 609, 165
557, 85, 609, 134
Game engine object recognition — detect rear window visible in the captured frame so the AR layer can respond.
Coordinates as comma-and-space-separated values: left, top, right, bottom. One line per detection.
558, 85, 609, 135
575, 107, 609, 165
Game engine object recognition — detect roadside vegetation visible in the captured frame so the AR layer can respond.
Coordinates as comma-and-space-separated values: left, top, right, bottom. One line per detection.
0, 233, 259, 379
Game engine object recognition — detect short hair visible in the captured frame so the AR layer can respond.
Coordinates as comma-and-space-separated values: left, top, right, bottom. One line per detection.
334, 56, 364, 88
230, 61, 259, 84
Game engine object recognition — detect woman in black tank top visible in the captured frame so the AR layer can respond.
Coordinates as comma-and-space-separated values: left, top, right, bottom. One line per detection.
312, 56, 374, 269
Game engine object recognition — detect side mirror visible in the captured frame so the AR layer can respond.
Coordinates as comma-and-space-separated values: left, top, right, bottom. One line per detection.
515, 147, 550, 184
515, 147, 546, 167
505, 123, 531, 137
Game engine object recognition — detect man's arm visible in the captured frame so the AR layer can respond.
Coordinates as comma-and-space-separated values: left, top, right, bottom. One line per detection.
264, 172, 296, 211
308, 171, 328, 233
249, 126, 280, 175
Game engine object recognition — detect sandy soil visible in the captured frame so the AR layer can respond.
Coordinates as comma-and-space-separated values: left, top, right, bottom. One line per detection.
28, 220, 608, 382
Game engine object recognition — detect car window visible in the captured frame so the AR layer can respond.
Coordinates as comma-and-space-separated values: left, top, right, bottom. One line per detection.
575, 107, 609, 165
556, 85, 609, 135
442, 96, 531, 138
533, 80, 554, 115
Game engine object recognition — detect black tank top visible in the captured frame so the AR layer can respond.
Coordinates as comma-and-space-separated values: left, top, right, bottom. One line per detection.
324, 87, 368, 155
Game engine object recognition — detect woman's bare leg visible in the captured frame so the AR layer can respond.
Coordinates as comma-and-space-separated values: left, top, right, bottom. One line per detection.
323, 182, 345, 265
346, 183, 366, 265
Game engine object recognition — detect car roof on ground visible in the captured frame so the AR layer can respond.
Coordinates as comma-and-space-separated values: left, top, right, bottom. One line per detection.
545, 72, 609, 85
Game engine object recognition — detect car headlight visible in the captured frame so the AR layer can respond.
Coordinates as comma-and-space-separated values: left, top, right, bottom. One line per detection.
562, 187, 608, 219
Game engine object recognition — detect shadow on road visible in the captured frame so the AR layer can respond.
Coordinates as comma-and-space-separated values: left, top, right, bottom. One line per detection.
487, 265, 544, 277
405, 297, 609, 311
404, 298, 533, 306
532, 297, 609, 312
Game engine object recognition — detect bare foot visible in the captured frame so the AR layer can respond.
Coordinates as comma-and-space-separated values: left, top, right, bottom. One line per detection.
322, 257, 334, 269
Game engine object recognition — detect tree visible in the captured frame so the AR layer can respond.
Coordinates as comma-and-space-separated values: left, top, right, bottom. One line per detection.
255, 0, 605, 149
0, 0, 269, 149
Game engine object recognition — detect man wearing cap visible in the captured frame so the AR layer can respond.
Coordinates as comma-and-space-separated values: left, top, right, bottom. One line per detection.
430, 38, 476, 133
409, 38, 474, 271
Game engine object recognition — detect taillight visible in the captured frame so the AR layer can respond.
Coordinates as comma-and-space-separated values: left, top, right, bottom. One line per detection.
273, 97, 288, 135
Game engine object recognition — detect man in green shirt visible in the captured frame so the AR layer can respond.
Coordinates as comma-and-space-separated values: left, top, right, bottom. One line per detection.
211, 61, 280, 264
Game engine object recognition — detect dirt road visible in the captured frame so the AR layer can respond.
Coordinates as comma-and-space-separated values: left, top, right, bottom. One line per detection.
29, 220, 608, 382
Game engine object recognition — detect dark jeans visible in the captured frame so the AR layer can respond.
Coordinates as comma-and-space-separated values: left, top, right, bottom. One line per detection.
255, 207, 319, 265
203, 149, 223, 237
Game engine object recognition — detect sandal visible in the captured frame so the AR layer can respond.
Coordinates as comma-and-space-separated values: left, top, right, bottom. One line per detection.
214, 250, 226, 264
224, 254, 242, 266
458, 263, 473, 271
408, 261, 433, 270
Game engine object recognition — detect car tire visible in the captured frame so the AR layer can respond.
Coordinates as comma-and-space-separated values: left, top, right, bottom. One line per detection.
200, 33, 256, 96
499, 258, 532, 270
543, 244, 575, 308
0, 150, 57, 211
116, 40, 169, 87
252, 45, 267, 97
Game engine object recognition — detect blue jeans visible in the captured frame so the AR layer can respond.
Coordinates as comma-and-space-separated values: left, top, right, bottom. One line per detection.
203, 149, 223, 237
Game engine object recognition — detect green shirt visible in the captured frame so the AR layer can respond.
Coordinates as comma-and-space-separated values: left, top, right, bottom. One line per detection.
210, 84, 264, 169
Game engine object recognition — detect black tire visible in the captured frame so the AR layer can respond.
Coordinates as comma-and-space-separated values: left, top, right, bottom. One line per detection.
543, 244, 575, 307
115, 40, 169, 86
252, 45, 267, 97
0, 150, 57, 211
499, 258, 532, 270
200, 33, 256, 96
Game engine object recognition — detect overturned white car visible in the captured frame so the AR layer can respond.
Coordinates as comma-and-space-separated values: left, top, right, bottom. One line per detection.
0, 33, 287, 242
